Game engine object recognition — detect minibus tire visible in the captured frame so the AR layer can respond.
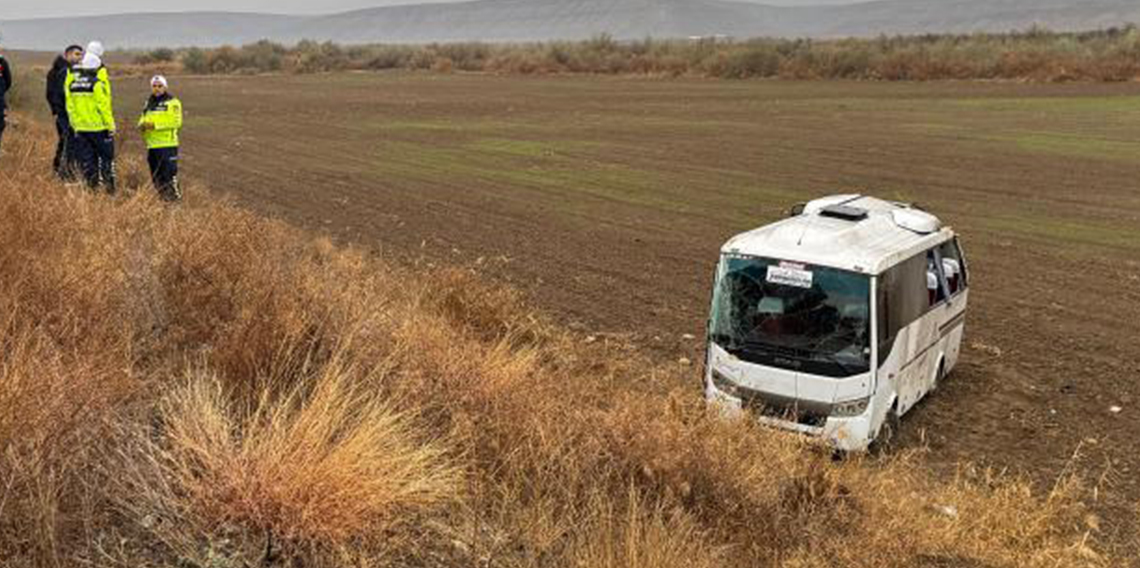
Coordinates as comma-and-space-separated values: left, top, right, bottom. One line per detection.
871, 406, 901, 455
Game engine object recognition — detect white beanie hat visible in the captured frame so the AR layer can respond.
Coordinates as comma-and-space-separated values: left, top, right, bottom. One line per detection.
151, 75, 168, 88
80, 41, 104, 69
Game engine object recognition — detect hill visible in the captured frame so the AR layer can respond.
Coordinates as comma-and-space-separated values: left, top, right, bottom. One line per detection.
813, 0, 1140, 36
291, 0, 1140, 44
1, 0, 1139, 50
0, 12, 302, 50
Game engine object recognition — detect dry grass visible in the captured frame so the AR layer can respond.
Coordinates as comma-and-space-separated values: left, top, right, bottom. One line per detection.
0, 112, 1123, 567
110, 362, 459, 566
569, 488, 724, 568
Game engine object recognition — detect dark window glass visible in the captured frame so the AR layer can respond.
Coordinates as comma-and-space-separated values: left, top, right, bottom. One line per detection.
938, 239, 967, 296
876, 274, 892, 363
877, 252, 929, 364
927, 250, 946, 307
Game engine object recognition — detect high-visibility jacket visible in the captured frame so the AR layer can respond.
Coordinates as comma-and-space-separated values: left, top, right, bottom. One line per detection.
65, 66, 115, 132
138, 94, 182, 149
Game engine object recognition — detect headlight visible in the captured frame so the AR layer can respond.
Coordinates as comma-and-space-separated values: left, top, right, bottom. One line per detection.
832, 397, 870, 418
710, 369, 739, 398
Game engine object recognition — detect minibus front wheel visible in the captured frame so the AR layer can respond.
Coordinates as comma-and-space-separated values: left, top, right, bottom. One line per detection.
871, 404, 902, 455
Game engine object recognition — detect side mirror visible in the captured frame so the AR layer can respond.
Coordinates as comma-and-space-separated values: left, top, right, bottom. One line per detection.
788, 203, 806, 217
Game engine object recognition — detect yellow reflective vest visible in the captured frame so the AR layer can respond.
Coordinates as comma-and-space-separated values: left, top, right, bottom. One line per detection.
137, 94, 182, 149
65, 66, 115, 133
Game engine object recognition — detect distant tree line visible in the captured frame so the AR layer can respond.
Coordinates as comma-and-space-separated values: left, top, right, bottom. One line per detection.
133, 26, 1140, 81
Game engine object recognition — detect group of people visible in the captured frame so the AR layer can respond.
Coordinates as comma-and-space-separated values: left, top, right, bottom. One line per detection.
1, 41, 184, 202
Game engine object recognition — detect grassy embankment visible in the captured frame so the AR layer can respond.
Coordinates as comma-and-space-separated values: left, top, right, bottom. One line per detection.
0, 109, 1119, 566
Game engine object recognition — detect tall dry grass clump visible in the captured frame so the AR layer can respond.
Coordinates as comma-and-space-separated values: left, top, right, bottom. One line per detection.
112, 363, 458, 565
0, 112, 1124, 567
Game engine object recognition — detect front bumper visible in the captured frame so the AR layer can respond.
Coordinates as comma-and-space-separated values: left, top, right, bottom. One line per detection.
705, 380, 875, 452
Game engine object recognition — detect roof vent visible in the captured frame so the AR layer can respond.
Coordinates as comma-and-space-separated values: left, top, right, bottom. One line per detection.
804, 194, 862, 215
819, 204, 868, 221
892, 209, 941, 234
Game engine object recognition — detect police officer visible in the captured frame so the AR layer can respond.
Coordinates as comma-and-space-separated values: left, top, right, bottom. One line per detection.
137, 75, 182, 202
47, 45, 84, 180
0, 48, 13, 155
65, 41, 116, 193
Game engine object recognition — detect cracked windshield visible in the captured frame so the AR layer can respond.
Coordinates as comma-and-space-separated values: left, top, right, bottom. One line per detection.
710, 255, 871, 377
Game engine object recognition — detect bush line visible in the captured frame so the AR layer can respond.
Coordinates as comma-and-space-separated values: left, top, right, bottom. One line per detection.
126, 26, 1140, 81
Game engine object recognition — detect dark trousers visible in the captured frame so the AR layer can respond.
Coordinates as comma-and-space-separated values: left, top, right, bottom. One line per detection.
147, 147, 181, 202
74, 131, 116, 193
0, 108, 6, 153
53, 113, 79, 180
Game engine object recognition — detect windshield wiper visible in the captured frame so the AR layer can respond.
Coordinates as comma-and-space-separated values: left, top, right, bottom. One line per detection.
814, 352, 865, 376
743, 338, 813, 359
712, 335, 783, 360
750, 334, 864, 373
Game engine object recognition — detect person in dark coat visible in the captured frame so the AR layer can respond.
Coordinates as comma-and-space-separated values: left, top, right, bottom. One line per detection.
0, 49, 13, 155
47, 45, 85, 180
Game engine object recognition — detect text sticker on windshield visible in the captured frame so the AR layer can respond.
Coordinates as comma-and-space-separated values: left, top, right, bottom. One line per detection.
768, 263, 813, 289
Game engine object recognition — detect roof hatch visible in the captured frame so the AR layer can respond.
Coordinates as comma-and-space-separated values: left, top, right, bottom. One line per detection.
819, 204, 869, 222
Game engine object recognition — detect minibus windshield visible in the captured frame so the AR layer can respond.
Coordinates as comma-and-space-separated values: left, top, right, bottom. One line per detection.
709, 255, 871, 378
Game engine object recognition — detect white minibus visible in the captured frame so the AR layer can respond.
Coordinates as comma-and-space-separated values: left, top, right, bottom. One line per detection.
705, 195, 969, 451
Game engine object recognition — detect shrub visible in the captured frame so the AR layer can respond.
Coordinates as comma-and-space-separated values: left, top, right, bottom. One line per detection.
208, 45, 243, 73
431, 56, 455, 73
181, 47, 209, 74
435, 42, 491, 71
134, 47, 176, 65
366, 45, 414, 70
293, 39, 351, 73
721, 44, 781, 78
241, 39, 287, 72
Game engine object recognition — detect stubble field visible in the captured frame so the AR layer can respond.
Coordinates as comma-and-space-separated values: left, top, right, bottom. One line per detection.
112, 72, 1140, 555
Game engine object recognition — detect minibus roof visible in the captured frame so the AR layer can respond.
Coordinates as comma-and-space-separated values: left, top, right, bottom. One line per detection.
721, 194, 954, 274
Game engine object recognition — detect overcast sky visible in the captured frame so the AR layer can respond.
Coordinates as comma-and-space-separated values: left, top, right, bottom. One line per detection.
2, 0, 869, 20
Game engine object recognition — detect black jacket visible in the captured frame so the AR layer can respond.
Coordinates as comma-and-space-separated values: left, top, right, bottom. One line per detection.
0, 55, 12, 109
46, 56, 69, 116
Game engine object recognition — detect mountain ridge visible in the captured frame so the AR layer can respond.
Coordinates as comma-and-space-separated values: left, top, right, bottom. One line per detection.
1, 0, 1137, 51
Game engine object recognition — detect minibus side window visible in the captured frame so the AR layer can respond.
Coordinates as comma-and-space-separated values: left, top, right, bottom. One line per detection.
938, 239, 967, 296
876, 276, 892, 363
926, 250, 946, 307
877, 253, 928, 365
